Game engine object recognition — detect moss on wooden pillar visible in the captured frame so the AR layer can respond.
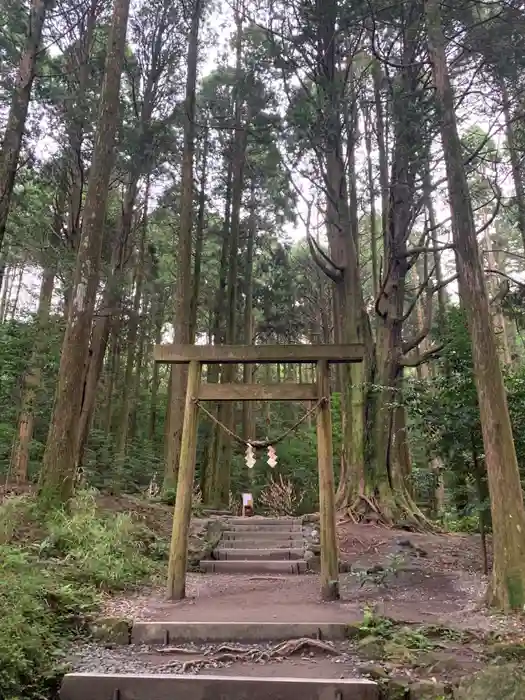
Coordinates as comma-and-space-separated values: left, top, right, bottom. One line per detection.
166, 360, 201, 600
316, 359, 339, 600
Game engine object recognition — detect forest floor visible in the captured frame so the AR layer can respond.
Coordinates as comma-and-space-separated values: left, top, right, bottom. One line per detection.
65, 496, 525, 696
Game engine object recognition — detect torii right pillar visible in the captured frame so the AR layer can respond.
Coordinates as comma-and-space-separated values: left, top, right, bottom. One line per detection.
316, 359, 340, 600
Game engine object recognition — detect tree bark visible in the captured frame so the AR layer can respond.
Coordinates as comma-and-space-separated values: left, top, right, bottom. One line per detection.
163, 0, 202, 493
426, 0, 525, 611
0, 0, 53, 256
215, 3, 248, 506
115, 195, 148, 466
39, 0, 131, 508
64, 0, 99, 256
190, 125, 209, 342
363, 99, 379, 299
242, 180, 256, 441
201, 162, 233, 504
9, 263, 24, 319
0, 263, 12, 322
500, 79, 525, 253
315, 0, 370, 510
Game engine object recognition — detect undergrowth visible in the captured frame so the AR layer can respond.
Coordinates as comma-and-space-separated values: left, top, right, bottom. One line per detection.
0, 490, 166, 700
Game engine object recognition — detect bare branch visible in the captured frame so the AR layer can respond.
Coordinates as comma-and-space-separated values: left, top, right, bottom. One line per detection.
490, 280, 510, 306
400, 344, 444, 367
475, 184, 502, 237
307, 234, 342, 283
402, 243, 455, 259
402, 263, 436, 323
484, 268, 525, 289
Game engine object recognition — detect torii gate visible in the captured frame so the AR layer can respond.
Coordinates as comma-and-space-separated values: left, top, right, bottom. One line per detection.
154, 343, 365, 602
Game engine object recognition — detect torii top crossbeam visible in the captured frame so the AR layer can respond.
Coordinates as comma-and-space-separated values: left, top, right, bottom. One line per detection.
154, 343, 365, 364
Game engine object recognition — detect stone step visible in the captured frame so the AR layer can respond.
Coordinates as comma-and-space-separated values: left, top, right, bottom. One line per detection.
225, 525, 303, 534
222, 530, 304, 540
131, 621, 359, 645
214, 548, 305, 560
217, 539, 305, 549
201, 559, 308, 574
61, 673, 379, 700
225, 519, 303, 531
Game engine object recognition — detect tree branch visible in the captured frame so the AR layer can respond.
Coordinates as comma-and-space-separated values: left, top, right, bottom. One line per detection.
401, 243, 455, 259
400, 344, 444, 367
307, 234, 342, 283
484, 268, 525, 289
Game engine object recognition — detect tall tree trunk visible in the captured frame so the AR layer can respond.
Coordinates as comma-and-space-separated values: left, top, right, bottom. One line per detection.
372, 56, 389, 243
73, 0, 165, 467
102, 321, 120, 433
163, 0, 202, 493
190, 125, 209, 341
149, 291, 164, 442
39, 0, 131, 508
115, 195, 148, 465
9, 264, 24, 319
201, 163, 233, 504
0, 250, 8, 298
363, 99, 379, 299
500, 79, 525, 253
214, 3, 247, 506
64, 0, 99, 255
426, 0, 525, 611
315, 0, 370, 510
423, 168, 447, 324
363, 10, 426, 522
242, 180, 256, 441
483, 221, 511, 365
0, 263, 12, 322
0, 0, 52, 256
129, 296, 148, 443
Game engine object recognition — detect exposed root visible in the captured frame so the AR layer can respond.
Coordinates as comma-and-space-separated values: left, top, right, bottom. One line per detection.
160, 638, 340, 673
271, 637, 339, 657
181, 653, 243, 671
341, 491, 435, 533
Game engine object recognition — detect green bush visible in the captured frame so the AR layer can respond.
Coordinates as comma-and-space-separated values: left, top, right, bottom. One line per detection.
0, 490, 165, 700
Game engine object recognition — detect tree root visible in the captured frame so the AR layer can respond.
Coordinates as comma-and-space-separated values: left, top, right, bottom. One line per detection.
343, 492, 435, 533
160, 638, 340, 672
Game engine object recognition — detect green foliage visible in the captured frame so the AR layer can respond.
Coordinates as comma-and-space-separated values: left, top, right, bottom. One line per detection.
357, 608, 435, 654
0, 491, 165, 699
0, 317, 65, 481
407, 305, 525, 527
0, 545, 94, 700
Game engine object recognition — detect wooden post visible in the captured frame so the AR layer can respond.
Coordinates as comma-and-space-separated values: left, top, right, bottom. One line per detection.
166, 360, 201, 600
316, 359, 339, 600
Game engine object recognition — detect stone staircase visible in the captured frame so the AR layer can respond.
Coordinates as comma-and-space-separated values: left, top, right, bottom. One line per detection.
60, 516, 381, 699
200, 517, 309, 574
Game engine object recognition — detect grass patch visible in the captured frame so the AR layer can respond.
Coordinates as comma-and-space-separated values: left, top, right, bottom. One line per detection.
0, 490, 167, 700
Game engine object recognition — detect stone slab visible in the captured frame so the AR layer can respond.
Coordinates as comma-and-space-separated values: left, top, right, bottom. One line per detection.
200, 559, 307, 574
226, 522, 303, 532
226, 517, 302, 527
217, 539, 304, 549
131, 621, 356, 644
222, 529, 303, 537
61, 674, 378, 700
215, 548, 305, 560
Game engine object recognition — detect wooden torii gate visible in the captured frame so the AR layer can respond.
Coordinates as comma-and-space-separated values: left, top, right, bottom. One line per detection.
154, 343, 365, 602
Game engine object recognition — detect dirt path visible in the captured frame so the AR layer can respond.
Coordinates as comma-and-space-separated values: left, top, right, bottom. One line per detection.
103, 522, 522, 637
74, 519, 525, 696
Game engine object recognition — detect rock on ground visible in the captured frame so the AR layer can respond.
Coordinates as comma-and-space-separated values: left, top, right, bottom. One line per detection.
454, 664, 525, 699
